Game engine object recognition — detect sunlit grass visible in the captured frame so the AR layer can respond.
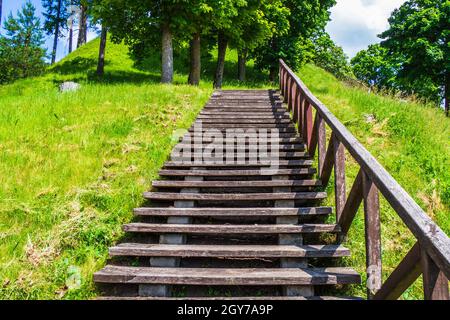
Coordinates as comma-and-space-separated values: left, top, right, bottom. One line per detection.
0, 37, 447, 300
298, 64, 450, 299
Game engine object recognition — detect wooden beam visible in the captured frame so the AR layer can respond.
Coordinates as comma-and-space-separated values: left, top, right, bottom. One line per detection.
421, 248, 450, 300
334, 134, 346, 221
374, 242, 421, 300
363, 172, 382, 299
338, 169, 363, 240
309, 112, 319, 158
304, 101, 313, 150
320, 136, 334, 186
293, 87, 299, 125
317, 115, 327, 175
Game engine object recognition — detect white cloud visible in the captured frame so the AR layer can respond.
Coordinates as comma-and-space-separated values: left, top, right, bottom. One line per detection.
326, 0, 406, 58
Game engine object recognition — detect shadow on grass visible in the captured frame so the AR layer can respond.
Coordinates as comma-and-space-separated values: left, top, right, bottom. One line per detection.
51, 49, 274, 88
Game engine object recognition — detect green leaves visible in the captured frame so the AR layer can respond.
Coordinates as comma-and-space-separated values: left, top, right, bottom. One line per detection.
378, 0, 449, 105
0, 1, 47, 84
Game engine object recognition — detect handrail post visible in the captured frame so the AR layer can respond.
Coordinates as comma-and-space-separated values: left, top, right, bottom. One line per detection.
421, 248, 450, 300
362, 171, 382, 299
293, 86, 299, 125
317, 114, 326, 176
333, 134, 346, 221
304, 100, 313, 150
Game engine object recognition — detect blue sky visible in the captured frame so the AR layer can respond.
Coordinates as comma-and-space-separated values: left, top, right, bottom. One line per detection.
1, 0, 97, 61
1, 0, 406, 62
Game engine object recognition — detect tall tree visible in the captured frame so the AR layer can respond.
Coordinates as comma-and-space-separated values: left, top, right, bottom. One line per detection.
209, 0, 247, 88
96, 24, 107, 76
351, 44, 398, 90
0, 1, 46, 83
76, 1, 88, 48
253, 0, 336, 81
67, 0, 75, 53
232, 0, 288, 82
42, 0, 68, 64
311, 32, 353, 80
99, 1, 197, 84
380, 0, 450, 115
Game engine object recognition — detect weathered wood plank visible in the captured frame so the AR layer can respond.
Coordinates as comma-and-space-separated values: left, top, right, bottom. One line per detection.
133, 207, 333, 217
109, 244, 351, 258
374, 243, 422, 300
317, 114, 327, 175
159, 168, 317, 177
163, 160, 313, 168
94, 266, 361, 286
421, 248, 450, 300
362, 172, 382, 298
152, 179, 322, 188
143, 192, 327, 201
96, 296, 363, 301
123, 223, 341, 234
338, 170, 363, 239
334, 134, 346, 221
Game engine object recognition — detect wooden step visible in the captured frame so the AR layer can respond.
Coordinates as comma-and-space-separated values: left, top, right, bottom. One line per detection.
174, 144, 306, 151
152, 179, 322, 189
133, 207, 333, 217
172, 151, 310, 159
109, 244, 350, 258
188, 128, 297, 133
180, 137, 304, 144
143, 192, 327, 201
163, 160, 314, 168
122, 223, 341, 234
193, 124, 296, 129
159, 168, 316, 177
94, 266, 360, 286
197, 119, 292, 124
186, 132, 301, 139
97, 296, 363, 300
197, 114, 290, 119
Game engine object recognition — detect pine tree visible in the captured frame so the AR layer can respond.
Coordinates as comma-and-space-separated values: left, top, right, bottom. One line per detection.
42, 0, 69, 64
0, 0, 3, 26
0, 1, 46, 83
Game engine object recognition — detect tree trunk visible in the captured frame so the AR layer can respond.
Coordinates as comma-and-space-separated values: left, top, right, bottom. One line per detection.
51, 0, 62, 64
97, 26, 107, 77
77, 5, 87, 48
445, 74, 449, 117
68, 0, 73, 53
69, 25, 73, 53
237, 48, 248, 82
214, 32, 228, 89
161, 23, 173, 83
188, 32, 201, 86
269, 67, 276, 82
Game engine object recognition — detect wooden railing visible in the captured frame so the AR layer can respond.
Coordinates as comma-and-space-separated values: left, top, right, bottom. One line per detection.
279, 59, 450, 300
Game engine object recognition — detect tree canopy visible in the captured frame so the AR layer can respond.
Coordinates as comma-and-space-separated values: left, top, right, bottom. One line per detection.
352, 0, 449, 115
0, 1, 47, 84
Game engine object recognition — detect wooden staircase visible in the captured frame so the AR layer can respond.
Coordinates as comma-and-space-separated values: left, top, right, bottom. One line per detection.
94, 89, 361, 300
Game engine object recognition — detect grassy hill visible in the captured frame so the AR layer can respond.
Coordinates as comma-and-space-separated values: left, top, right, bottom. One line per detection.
298, 64, 450, 299
0, 38, 448, 299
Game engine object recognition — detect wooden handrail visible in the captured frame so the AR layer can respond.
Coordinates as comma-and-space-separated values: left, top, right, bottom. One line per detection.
279, 59, 450, 300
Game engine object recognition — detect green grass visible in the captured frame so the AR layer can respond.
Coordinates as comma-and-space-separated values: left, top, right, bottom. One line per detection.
298, 64, 450, 299
0, 38, 448, 300
0, 38, 274, 300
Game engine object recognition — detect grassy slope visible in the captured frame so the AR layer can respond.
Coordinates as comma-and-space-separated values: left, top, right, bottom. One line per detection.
0, 38, 448, 300
298, 64, 450, 299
